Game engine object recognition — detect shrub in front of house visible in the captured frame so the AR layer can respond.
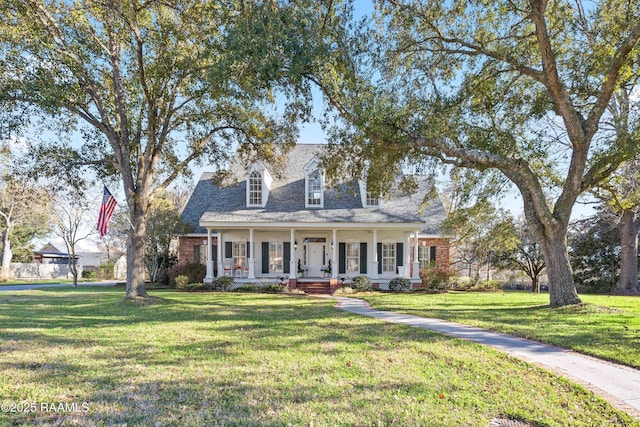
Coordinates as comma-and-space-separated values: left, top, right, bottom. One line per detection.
235, 284, 259, 292
207, 276, 234, 291
175, 275, 190, 290
167, 261, 206, 288
261, 283, 285, 293
389, 277, 412, 291
420, 265, 455, 291
352, 275, 372, 292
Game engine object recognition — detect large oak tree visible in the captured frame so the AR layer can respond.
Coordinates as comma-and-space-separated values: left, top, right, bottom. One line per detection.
0, 1, 301, 297
272, 0, 640, 306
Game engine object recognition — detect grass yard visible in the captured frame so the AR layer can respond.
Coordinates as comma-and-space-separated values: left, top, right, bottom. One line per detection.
0, 287, 637, 426
361, 291, 640, 369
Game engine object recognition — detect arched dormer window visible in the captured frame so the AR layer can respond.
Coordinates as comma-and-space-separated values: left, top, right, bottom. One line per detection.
248, 171, 262, 206
246, 163, 271, 208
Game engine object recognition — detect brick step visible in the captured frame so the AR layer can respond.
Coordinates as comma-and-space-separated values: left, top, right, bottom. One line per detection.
300, 283, 331, 294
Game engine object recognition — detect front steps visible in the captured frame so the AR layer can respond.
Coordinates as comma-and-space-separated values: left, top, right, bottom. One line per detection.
297, 281, 332, 294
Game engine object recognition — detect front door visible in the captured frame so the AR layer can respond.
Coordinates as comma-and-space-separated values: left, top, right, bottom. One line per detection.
305, 242, 326, 277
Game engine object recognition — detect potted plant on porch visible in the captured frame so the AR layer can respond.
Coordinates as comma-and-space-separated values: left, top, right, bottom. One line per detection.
297, 259, 307, 278
321, 260, 331, 278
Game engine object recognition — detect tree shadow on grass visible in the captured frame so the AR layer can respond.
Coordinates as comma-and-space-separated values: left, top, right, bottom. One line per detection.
1, 289, 635, 426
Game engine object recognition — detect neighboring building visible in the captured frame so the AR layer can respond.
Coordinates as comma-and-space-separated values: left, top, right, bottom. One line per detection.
33, 243, 81, 264
6, 242, 84, 280
178, 144, 449, 293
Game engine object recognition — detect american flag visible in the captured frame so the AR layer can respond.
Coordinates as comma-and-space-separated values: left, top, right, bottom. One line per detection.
96, 186, 117, 238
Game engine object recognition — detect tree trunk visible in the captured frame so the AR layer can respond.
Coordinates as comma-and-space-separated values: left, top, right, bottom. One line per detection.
70, 259, 78, 287
539, 229, 581, 306
1, 230, 11, 281
530, 275, 539, 293
126, 199, 149, 298
617, 209, 639, 293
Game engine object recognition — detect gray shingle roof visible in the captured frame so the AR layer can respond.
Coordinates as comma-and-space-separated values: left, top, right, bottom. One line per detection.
181, 144, 446, 234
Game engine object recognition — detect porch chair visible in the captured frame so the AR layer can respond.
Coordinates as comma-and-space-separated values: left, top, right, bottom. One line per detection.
223, 258, 233, 277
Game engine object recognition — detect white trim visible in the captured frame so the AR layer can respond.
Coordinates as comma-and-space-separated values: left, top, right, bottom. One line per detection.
248, 228, 255, 279
205, 228, 214, 283
305, 168, 324, 208
289, 228, 296, 280
245, 163, 271, 208
331, 229, 337, 279
247, 170, 264, 207
359, 180, 381, 208
199, 221, 424, 230
345, 241, 360, 274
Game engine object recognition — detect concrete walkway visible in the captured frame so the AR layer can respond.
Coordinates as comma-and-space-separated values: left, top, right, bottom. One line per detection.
330, 296, 640, 420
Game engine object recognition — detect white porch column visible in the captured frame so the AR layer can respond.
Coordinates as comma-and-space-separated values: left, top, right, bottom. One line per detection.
248, 228, 256, 279
413, 230, 420, 279
289, 229, 296, 279
204, 228, 214, 283
331, 229, 338, 279
372, 229, 379, 278
405, 232, 411, 278
216, 231, 223, 278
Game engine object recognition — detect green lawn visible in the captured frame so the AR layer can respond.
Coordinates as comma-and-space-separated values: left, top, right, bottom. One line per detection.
360, 291, 640, 369
0, 287, 637, 426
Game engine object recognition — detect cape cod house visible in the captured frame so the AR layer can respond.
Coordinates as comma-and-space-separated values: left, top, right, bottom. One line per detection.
178, 144, 449, 293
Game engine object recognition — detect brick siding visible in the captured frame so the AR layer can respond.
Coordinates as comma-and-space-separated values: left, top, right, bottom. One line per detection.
177, 236, 217, 263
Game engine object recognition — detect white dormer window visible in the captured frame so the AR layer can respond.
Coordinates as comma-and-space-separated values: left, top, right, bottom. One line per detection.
249, 171, 262, 206
246, 163, 271, 208
359, 179, 381, 208
366, 192, 379, 207
307, 170, 323, 207
304, 157, 324, 208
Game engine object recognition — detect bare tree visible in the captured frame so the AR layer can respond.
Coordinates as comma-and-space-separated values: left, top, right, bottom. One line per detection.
52, 188, 96, 286
497, 219, 546, 293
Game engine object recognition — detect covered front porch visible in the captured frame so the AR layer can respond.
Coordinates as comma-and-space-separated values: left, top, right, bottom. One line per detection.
200, 222, 424, 291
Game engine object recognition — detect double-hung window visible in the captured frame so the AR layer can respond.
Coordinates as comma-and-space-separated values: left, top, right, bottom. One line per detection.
418, 245, 437, 270
418, 246, 430, 270
365, 192, 379, 207
346, 242, 359, 273
382, 243, 396, 273
307, 171, 322, 206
